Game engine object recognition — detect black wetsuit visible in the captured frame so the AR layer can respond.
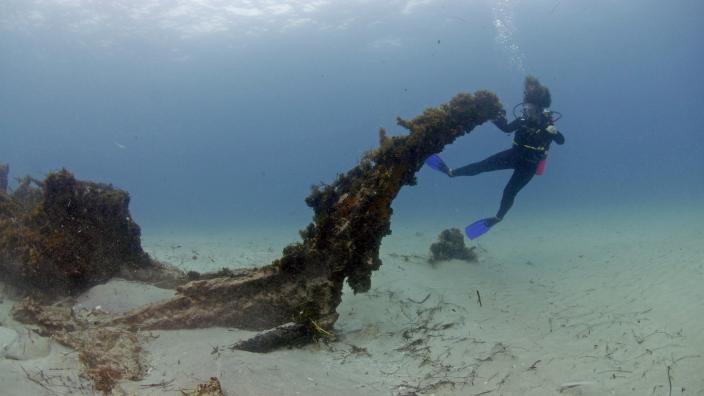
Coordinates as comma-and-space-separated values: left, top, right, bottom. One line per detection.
452, 116, 565, 220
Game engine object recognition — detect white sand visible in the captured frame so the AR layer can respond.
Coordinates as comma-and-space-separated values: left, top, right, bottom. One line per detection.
1, 287, 93, 395
2, 203, 703, 395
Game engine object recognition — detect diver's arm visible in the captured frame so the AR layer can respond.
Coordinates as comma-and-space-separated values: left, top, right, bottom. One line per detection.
553, 131, 565, 145
492, 117, 520, 133
545, 125, 565, 145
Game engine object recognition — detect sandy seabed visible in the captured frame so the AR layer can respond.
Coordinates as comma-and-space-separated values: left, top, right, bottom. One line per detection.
1, 203, 703, 395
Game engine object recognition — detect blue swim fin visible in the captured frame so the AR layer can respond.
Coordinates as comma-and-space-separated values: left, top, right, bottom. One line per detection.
425, 154, 450, 175
465, 217, 500, 240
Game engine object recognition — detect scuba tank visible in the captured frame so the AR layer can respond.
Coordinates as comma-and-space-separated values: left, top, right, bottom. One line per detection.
535, 156, 547, 175
535, 108, 552, 175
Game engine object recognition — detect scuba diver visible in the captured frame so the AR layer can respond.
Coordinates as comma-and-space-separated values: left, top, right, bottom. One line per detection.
425, 76, 565, 239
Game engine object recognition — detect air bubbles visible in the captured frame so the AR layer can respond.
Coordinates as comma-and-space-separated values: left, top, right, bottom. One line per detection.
491, 0, 526, 73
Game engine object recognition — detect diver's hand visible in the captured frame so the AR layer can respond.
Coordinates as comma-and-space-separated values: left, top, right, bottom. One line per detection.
545, 125, 559, 135
492, 109, 507, 121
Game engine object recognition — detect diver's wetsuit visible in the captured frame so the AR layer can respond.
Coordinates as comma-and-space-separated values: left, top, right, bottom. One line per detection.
451, 116, 565, 220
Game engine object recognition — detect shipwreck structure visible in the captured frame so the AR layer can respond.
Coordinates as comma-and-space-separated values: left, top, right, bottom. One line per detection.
0, 170, 183, 298
0, 163, 8, 193
108, 90, 503, 350
2, 88, 506, 391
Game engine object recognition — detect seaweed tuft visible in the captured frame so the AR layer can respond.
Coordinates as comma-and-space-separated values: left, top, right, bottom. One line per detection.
428, 228, 477, 263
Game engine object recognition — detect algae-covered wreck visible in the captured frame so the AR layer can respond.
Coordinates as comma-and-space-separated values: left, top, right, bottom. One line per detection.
0, 90, 503, 393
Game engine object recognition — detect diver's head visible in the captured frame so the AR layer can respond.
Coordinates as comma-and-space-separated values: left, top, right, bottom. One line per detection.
523, 75, 551, 117
523, 103, 543, 122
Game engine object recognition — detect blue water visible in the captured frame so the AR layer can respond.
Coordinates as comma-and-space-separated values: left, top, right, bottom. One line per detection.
1, 0, 702, 232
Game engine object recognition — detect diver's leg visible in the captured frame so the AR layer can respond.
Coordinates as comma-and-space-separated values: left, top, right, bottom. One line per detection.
496, 164, 536, 219
451, 149, 514, 177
